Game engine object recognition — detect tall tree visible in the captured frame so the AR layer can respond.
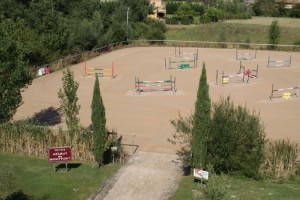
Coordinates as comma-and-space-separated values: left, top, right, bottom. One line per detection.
91, 75, 107, 167
58, 68, 80, 141
0, 17, 32, 123
192, 63, 211, 169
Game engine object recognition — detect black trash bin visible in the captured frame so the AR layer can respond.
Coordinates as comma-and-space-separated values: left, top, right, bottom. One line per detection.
183, 165, 191, 176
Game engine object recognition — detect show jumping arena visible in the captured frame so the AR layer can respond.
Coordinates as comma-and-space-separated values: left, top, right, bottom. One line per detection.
14, 47, 300, 154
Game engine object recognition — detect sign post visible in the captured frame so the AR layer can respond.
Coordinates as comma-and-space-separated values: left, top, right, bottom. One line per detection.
193, 168, 209, 181
48, 146, 72, 172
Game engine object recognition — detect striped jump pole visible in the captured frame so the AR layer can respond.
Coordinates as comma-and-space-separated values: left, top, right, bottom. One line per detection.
84, 62, 115, 78
270, 82, 300, 100
236, 49, 257, 60
268, 56, 292, 68
135, 75, 176, 94
216, 69, 248, 85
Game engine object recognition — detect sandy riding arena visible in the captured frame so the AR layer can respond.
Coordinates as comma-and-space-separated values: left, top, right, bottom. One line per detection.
15, 47, 300, 154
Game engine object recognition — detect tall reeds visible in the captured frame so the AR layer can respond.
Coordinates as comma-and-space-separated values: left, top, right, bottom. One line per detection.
260, 139, 298, 180
0, 122, 94, 162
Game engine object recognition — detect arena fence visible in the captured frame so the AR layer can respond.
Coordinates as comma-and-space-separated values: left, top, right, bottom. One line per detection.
37, 40, 300, 75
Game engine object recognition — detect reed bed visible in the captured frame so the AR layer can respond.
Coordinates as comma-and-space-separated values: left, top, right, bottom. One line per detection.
260, 139, 298, 180
0, 122, 94, 162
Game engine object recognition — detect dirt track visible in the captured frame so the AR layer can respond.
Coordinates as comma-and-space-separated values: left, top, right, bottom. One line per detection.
89, 152, 181, 200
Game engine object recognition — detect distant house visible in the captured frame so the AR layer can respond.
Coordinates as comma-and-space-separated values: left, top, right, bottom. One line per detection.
285, 0, 300, 9
148, 0, 166, 19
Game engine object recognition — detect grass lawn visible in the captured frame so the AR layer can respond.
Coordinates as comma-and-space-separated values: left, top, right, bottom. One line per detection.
170, 174, 300, 200
0, 153, 120, 200
165, 17, 300, 45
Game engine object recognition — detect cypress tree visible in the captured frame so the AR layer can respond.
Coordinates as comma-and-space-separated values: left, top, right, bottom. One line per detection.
91, 75, 107, 167
192, 63, 211, 169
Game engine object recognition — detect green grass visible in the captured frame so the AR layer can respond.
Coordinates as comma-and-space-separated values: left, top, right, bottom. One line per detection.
0, 153, 120, 200
170, 175, 300, 200
165, 18, 300, 45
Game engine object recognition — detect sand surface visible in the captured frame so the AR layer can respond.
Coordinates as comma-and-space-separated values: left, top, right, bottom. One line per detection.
15, 47, 300, 154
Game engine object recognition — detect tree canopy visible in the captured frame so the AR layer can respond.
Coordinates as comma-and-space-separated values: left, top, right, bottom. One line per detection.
0, 17, 32, 123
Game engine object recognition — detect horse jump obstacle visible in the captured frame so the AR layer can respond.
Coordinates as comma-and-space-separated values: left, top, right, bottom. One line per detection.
84, 62, 116, 78
239, 60, 259, 78
236, 49, 257, 60
165, 56, 198, 70
216, 67, 251, 85
269, 82, 300, 100
175, 47, 199, 60
135, 75, 176, 94
267, 56, 291, 68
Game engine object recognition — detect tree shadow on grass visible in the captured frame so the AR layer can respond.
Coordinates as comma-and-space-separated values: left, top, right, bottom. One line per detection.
54, 163, 81, 172
4, 190, 50, 200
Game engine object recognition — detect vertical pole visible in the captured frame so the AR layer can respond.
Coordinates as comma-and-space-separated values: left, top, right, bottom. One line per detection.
222, 71, 224, 85
169, 57, 171, 69
165, 58, 167, 70
256, 64, 259, 78
290, 55, 292, 65
270, 84, 274, 99
255, 49, 257, 59
53, 163, 56, 172
175, 47, 177, 56
239, 60, 242, 73
84, 61, 86, 76
236, 48, 238, 60
268, 56, 270, 68
174, 76, 176, 92
131, 134, 136, 155
66, 163, 68, 173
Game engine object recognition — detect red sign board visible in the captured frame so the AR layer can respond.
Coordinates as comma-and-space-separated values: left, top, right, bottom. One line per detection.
48, 146, 72, 162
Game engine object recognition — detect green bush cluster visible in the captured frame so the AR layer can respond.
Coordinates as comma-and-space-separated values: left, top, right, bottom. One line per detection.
208, 97, 265, 178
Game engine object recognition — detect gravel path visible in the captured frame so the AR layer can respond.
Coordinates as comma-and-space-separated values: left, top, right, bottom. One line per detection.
89, 152, 182, 200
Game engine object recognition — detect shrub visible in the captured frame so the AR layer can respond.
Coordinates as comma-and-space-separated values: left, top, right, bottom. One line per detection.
207, 97, 266, 178
181, 16, 194, 25
260, 139, 298, 181
168, 113, 193, 166
199, 15, 211, 24
194, 171, 230, 200
268, 20, 280, 50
